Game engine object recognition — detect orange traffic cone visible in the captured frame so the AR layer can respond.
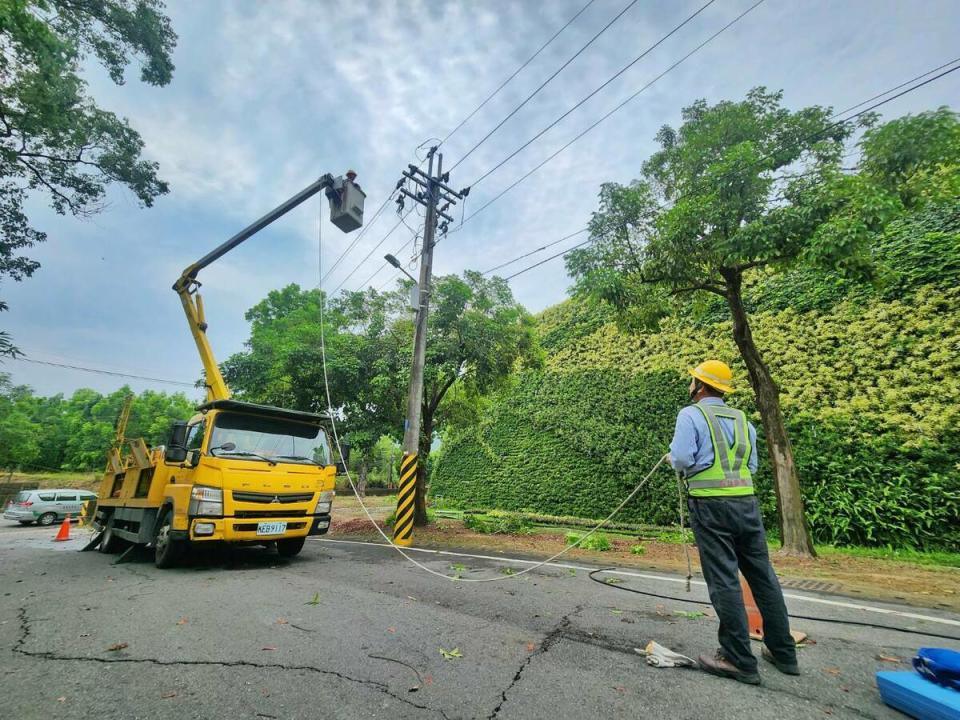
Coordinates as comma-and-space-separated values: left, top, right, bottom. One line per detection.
740, 574, 808, 645
52, 514, 71, 542
740, 575, 764, 640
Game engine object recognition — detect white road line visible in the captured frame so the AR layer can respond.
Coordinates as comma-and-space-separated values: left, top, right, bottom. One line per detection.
318, 538, 960, 629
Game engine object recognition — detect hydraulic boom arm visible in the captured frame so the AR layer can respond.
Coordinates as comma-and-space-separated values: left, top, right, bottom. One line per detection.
173, 172, 365, 401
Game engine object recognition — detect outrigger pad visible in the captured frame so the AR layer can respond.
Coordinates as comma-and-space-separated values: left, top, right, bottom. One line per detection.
79, 530, 104, 552
877, 671, 960, 720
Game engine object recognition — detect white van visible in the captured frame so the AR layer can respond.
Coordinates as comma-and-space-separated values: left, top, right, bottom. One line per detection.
3, 489, 97, 526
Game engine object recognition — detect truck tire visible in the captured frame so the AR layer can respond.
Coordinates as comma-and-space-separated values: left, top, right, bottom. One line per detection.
277, 536, 306, 558
154, 509, 184, 569
98, 522, 122, 554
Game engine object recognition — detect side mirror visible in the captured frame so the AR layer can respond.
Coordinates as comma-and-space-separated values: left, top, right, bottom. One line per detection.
188, 449, 201, 468
165, 421, 188, 463
335, 443, 351, 474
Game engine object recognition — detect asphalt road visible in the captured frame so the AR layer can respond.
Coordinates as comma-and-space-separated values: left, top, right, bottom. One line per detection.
1, 521, 958, 720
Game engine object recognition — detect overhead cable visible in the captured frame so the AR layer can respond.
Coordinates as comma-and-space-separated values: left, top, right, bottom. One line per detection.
481, 229, 588, 274
464, 0, 765, 224
10, 356, 196, 388
448, 0, 642, 172
468, 0, 721, 187
440, 0, 598, 146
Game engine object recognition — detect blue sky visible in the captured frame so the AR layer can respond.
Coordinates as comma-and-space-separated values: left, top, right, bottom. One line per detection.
3, 0, 959, 398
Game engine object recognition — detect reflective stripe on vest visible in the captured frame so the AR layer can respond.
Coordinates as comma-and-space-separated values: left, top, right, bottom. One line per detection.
686, 403, 754, 496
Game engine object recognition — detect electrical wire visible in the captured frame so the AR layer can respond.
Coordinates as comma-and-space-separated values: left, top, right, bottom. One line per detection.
463, 0, 766, 224
587, 570, 960, 642
448, 0, 642, 172
329, 209, 416, 295
481, 229, 589, 275
504, 235, 593, 280
320, 190, 395, 285
8, 356, 195, 388
439, 0, 598, 146
490, 56, 960, 283
467, 0, 721, 187
829, 55, 960, 120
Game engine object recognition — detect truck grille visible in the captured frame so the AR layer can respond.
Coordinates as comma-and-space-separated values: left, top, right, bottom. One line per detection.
234, 510, 307, 518
232, 491, 314, 504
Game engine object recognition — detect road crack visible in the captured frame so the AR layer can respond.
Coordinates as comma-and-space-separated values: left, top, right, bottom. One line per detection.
487, 604, 583, 720
14, 607, 449, 719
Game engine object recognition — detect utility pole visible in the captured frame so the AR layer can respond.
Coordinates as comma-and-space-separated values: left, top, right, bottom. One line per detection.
390, 146, 466, 547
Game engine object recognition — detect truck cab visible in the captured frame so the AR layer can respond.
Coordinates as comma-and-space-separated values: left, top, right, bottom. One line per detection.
94, 400, 345, 567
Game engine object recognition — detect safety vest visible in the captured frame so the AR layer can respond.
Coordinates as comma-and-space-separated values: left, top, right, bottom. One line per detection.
686, 403, 754, 497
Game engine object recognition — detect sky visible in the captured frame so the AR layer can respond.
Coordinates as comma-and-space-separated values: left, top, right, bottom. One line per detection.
2, 0, 959, 399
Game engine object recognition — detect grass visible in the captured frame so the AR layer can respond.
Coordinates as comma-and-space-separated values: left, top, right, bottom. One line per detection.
816, 544, 960, 568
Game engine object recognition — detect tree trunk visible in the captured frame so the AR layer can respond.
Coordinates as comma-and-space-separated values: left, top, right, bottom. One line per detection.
722, 269, 816, 557
413, 409, 433, 527
357, 461, 367, 498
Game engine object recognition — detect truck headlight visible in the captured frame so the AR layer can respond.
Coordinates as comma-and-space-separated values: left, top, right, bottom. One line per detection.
189, 486, 223, 516
315, 490, 334, 515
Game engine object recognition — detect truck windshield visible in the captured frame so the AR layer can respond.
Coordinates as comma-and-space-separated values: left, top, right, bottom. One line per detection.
209, 412, 330, 466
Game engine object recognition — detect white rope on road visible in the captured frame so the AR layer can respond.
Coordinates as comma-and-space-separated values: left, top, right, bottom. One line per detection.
317, 201, 672, 583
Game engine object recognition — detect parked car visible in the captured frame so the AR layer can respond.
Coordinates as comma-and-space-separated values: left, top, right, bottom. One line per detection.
3, 489, 97, 526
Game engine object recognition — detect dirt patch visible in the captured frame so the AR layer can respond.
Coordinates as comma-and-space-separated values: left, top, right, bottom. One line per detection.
330, 518, 960, 611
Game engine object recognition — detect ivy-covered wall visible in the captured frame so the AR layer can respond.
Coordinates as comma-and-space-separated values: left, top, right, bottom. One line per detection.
432, 204, 960, 550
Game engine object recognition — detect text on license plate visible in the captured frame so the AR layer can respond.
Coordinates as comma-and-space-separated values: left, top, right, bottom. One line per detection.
256, 521, 287, 536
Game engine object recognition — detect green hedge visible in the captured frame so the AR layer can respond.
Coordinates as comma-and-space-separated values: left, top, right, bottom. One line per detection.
433, 282, 960, 550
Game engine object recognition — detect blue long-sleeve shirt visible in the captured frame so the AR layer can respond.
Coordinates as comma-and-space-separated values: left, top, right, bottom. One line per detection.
669, 397, 758, 478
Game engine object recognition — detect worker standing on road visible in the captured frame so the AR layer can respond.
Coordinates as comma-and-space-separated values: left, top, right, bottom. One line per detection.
669, 360, 800, 685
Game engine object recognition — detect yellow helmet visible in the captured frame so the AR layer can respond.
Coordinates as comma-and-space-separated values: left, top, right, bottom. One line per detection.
689, 359, 734, 393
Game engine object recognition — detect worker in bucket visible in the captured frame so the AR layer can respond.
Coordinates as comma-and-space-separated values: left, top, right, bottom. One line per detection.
669, 360, 799, 684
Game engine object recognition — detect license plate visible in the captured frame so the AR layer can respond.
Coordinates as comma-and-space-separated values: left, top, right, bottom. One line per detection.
256, 521, 287, 536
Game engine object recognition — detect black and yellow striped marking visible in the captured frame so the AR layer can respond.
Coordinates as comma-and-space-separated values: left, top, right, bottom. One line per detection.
393, 452, 417, 546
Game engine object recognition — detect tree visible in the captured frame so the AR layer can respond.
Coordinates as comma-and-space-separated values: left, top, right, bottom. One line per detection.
566, 89, 945, 556
0, 0, 176, 355
223, 273, 539, 525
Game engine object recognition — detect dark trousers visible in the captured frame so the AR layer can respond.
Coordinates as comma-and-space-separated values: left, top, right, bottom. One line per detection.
687, 495, 797, 672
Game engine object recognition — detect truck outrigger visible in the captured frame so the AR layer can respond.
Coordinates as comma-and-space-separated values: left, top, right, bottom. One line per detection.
90, 172, 366, 567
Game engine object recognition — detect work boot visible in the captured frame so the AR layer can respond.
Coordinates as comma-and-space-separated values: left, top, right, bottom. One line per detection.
697, 650, 761, 685
761, 645, 800, 675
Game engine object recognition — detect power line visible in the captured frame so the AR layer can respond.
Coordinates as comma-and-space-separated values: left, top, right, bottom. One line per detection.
503, 236, 593, 280
448, 0, 642, 172
463, 0, 763, 224
481, 229, 588, 274
499, 58, 960, 284
829, 55, 960, 120
440, 0, 597, 146
319, 190, 395, 285
9, 356, 196, 388
468, 0, 720, 188
329, 209, 417, 295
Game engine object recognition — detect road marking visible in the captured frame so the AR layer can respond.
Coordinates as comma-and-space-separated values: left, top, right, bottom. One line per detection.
318, 538, 960, 628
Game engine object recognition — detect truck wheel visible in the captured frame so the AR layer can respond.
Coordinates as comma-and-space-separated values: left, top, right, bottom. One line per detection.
154, 509, 184, 569
37, 512, 57, 526
98, 522, 123, 554
277, 536, 306, 558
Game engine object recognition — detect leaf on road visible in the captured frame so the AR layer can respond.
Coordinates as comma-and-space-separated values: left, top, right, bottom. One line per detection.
610, 609, 623, 615
57, 697, 66, 703
276, 618, 288, 625
305, 592, 321, 606
604, 577, 623, 585
387, 627, 397, 634
176, 617, 188, 625
261, 646, 277, 651
500, 567, 516, 576
439, 647, 463, 660
824, 667, 841, 676
161, 691, 177, 699
106, 642, 128, 652
78, 633, 90, 638
673, 611, 706, 619
876, 654, 900, 663
526, 642, 536, 652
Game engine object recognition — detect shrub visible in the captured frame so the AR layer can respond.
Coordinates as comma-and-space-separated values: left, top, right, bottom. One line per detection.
566, 531, 611, 551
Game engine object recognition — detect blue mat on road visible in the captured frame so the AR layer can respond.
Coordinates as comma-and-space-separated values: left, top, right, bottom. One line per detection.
877, 671, 960, 720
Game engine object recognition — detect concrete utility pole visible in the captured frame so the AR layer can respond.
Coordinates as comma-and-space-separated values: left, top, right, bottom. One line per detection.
390, 147, 465, 547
